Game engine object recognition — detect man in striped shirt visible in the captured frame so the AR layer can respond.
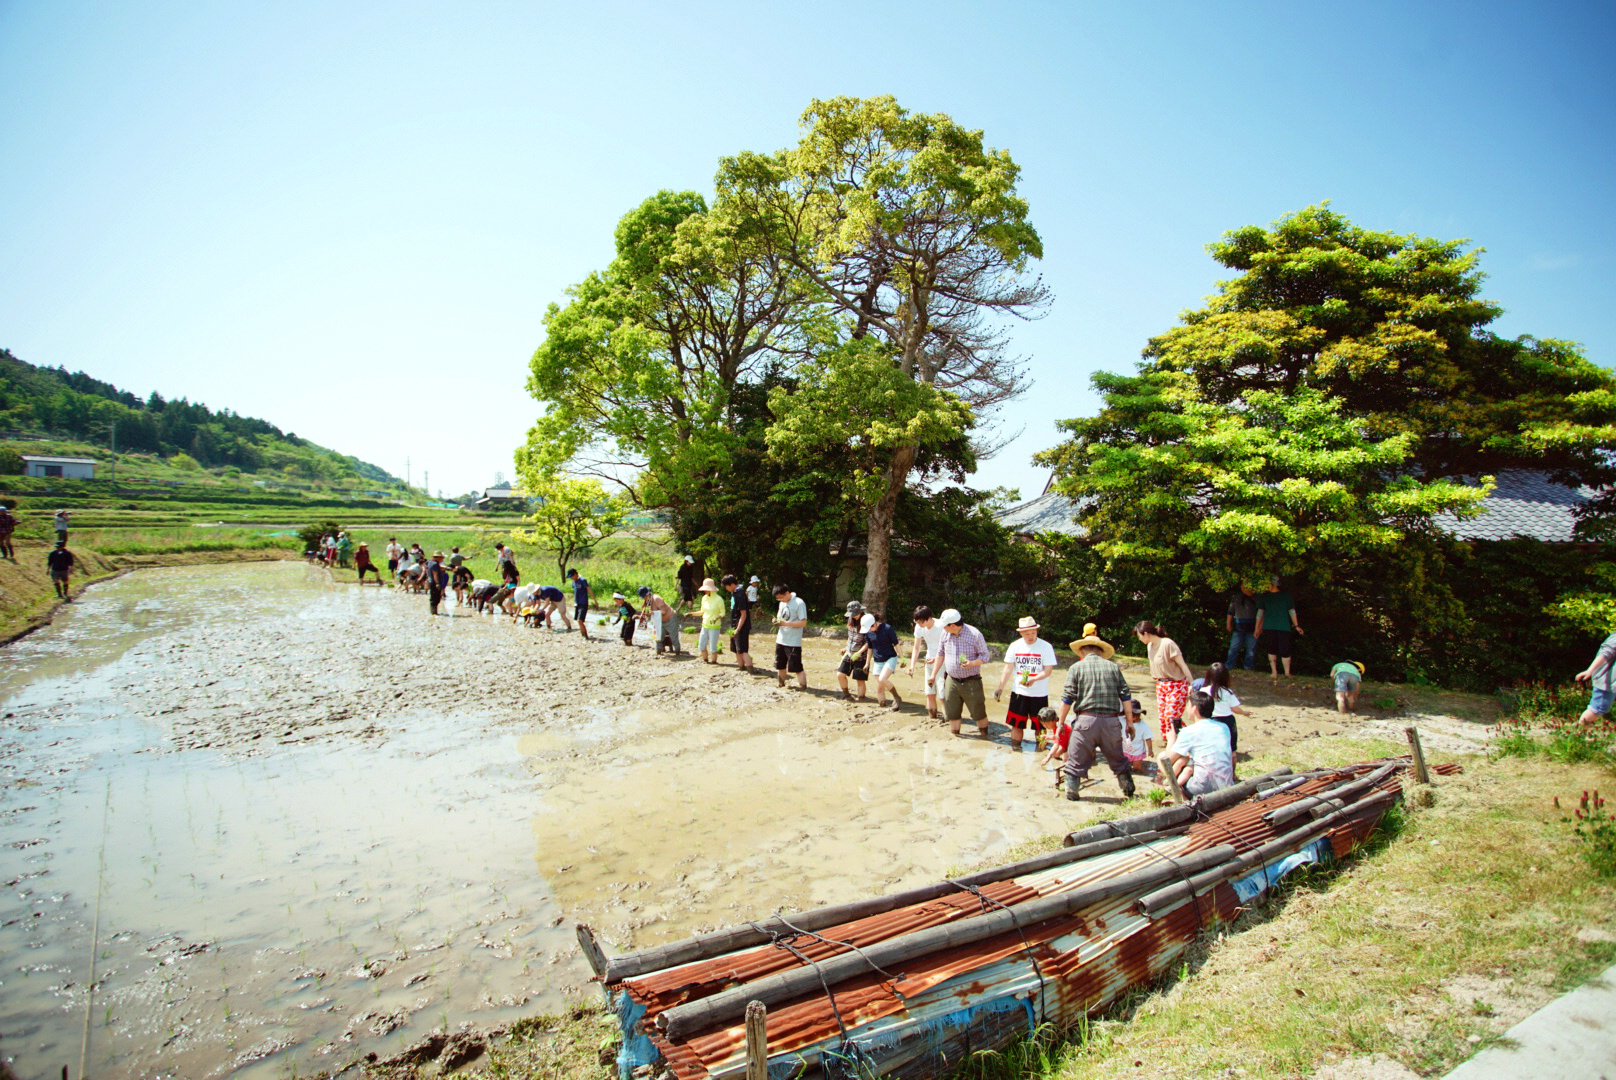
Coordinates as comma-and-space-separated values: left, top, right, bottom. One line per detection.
928, 608, 992, 738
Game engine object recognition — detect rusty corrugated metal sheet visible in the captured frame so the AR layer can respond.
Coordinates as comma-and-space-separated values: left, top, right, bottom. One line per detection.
613, 757, 1441, 1080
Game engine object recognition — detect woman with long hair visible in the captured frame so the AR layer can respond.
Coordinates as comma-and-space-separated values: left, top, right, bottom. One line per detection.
1198, 661, 1253, 753
1135, 621, 1193, 746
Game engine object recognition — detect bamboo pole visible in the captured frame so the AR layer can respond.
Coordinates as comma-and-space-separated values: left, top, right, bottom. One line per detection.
1157, 752, 1187, 804
656, 844, 1237, 1040
1135, 788, 1398, 917
1405, 727, 1430, 784
1061, 768, 1294, 847
576, 924, 610, 979
1262, 762, 1398, 828
602, 827, 1187, 984
744, 1001, 768, 1080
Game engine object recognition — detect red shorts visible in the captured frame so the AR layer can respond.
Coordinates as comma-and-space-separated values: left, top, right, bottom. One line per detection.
1005, 693, 1051, 730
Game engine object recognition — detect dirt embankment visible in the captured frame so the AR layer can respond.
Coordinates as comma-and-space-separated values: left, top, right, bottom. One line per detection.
0, 537, 291, 644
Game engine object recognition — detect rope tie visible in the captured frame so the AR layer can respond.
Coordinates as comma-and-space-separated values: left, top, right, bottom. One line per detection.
945, 879, 1049, 1028
1102, 819, 1207, 931
745, 921, 882, 1080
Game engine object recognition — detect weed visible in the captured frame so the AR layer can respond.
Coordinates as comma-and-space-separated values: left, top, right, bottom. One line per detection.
1565, 789, 1616, 877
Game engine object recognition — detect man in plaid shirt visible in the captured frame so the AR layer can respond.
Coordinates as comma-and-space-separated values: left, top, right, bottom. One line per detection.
928, 608, 992, 737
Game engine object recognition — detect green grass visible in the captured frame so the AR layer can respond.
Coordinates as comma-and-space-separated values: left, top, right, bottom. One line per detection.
944, 747, 1616, 1080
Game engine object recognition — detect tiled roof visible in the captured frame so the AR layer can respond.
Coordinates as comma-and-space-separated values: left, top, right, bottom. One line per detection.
1438, 469, 1594, 543
995, 490, 1087, 537
999, 470, 1597, 544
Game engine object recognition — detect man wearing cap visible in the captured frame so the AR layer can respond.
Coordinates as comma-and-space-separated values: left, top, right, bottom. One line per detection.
1055, 624, 1137, 800
385, 537, 403, 580
723, 575, 754, 672
773, 583, 809, 689
929, 609, 992, 737
995, 616, 1058, 752
53, 509, 71, 545
677, 555, 698, 605
567, 568, 594, 640
612, 591, 638, 645
424, 552, 450, 616
0, 503, 15, 559
693, 577, 726, 663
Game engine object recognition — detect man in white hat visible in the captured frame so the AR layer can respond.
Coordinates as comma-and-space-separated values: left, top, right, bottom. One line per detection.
928, 608, 992, 737
677, 555, 698, 605
1055, 624, 1136, 800
995, 616, 1058, 752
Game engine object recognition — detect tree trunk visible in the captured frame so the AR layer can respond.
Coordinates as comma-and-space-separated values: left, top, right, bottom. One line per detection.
861, 443, 918, 615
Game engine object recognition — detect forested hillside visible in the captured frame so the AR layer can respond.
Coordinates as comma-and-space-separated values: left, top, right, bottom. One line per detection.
0, 348, 403, 488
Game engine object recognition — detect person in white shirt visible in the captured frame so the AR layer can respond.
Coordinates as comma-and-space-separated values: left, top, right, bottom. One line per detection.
1193, 662, 1253, 753
906, 605, 948, 719
994, 616, 1059, 752
772, 584, 809, 689
385, 538, 404, 580
1163, 690, 1236, 796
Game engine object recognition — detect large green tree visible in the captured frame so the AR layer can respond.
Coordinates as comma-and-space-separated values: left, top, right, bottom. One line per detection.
718, 96, 1048, 612
523, 189, 815, 508
1039, 205, 1616, 681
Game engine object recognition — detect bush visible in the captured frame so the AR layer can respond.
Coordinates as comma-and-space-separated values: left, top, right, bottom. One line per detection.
0, 447, 22, 475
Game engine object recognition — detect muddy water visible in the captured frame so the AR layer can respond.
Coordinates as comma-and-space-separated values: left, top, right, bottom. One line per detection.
0, 563, 1086, 1079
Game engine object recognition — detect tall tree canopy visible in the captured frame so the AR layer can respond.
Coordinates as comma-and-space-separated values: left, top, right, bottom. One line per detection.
719, 96, 1048, 611
524, 97, 1047, 612
1038, 205, 1616, 683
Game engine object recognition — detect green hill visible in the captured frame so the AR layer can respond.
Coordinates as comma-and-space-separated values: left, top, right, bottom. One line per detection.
0, 347, 408, 492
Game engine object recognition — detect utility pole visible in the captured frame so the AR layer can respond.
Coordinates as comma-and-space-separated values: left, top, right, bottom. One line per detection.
406, 457, 411, 488
423, 471, 429, 501
108, 416, 116, 488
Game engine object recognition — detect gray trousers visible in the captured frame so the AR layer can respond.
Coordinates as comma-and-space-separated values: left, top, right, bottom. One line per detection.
657, 611, 681, 653
1063, 711, 1132, 795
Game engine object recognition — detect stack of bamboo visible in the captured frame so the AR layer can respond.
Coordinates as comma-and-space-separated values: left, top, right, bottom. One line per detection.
580, 755, 1450, 1080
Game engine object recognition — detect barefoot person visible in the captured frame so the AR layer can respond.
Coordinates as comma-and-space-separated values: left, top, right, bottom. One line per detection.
354, 541, 382, 584
1136, 620, 1193, 747
931, 608, 991, 738
424, 552, 450, 616
1161, 690, 1235, 796
1254, 577, 1304, 683
836, 602, 869, 702
995, 616, 1058, 753
47, 538, 75, 600
907, 606, 947, 719
1575, 634, 1616, 727
1054, 624, 1136, 800
864, 612, 903, 710
693, 577, 725, 663
567, 568, 594, 640
772, 583, 808, 689
1332, 661, 1365, 713
723, 574, 754, 671
1196, 662, 1253, 752
638, 586, 681, 656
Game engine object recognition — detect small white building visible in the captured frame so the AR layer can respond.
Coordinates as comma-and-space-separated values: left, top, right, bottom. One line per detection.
22, 455, 96, 479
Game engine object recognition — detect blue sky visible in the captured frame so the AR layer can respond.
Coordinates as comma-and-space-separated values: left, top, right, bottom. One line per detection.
1, 1, 1611, 499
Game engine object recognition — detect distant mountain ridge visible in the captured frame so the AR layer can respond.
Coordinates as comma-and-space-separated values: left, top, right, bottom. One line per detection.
0, 348, 405, 488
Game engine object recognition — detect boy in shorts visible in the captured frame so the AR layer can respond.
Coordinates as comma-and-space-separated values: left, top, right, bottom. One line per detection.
773, 584, 808, 689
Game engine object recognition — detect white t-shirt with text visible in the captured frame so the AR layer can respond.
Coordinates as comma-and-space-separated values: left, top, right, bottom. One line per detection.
1002, 638, 1058, 698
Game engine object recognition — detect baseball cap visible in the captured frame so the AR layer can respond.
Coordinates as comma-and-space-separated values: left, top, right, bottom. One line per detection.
938, 608, 962, 627
637, 586, 651, 597
859, 613, 875, 632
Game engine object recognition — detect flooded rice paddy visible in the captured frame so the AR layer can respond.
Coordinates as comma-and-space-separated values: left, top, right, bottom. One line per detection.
0, 562, 1083, 1078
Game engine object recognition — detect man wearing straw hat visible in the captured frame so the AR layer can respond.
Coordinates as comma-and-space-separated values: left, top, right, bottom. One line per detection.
995, 616, 1058, 753
1054, 623, 1136, 800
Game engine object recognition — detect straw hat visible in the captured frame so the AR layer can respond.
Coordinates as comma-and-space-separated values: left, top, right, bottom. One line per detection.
1069, 621, 1115, 660
698, 577, 719, 592
1016, 616, 1040, 632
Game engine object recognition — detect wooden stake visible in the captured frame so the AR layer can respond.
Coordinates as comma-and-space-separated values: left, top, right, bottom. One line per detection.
744, 1000, 768, 1080
1404, 726, 1430, 785
1158, 752, 1187, 804
576, 923, 609, 979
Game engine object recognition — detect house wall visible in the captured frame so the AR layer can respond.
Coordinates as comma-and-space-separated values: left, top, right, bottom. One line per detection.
25, 460, 95, 479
